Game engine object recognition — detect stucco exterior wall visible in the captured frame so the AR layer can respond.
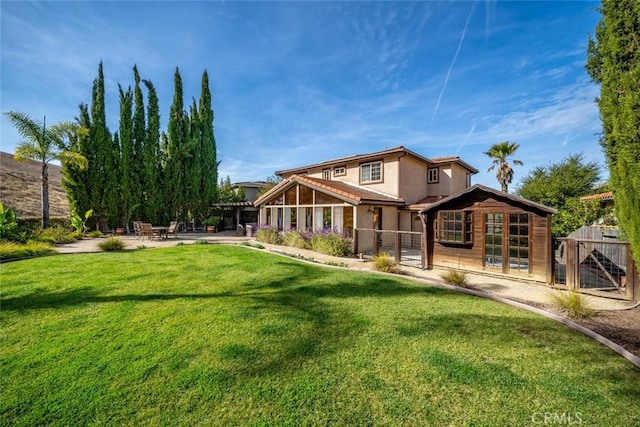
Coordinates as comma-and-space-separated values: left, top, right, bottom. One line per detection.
398, 155, 428, 204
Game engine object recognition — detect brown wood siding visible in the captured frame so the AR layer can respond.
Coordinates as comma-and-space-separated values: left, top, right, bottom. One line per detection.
426, 196, 552, 282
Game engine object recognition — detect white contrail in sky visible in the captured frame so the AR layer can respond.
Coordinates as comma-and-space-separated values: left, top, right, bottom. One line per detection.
430, 1, 478, 128
457, 122, 476, 154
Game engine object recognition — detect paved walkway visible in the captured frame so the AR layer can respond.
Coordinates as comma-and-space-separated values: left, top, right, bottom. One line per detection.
55, 230, 637, 312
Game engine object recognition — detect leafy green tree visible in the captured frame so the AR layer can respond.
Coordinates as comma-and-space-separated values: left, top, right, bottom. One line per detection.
4, 112, 88, 228
257, 174, 283, 197
517, 153, 603, 237
586, 0, 640, 263
218, 176, 247, 203
484, 141, 523, 193
551, 198, 612, 237
517, 154, 601, 209
62, 104, 92, 219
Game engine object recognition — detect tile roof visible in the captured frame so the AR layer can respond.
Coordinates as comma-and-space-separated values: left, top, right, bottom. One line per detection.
429, 156, 479, 174
579, 191, 614, 201
275, 146, 431, 176
254, 174, 405, 206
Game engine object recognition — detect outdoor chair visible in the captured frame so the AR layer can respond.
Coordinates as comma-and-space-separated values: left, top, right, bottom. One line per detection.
140, 223, 155, 240
133, 221, 142, 239
167, 221, 180, 238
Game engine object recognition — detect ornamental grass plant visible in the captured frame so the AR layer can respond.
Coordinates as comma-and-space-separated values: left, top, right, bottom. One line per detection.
549, 290, 597, 319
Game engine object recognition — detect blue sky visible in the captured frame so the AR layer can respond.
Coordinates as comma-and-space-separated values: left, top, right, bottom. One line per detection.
1, 1, 603, 189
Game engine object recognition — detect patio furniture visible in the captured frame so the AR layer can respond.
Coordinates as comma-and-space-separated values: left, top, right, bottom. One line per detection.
151, 225, 168, 239
140, 223, 155, 240
133, 221, 143, 239
167, 221, 180, 238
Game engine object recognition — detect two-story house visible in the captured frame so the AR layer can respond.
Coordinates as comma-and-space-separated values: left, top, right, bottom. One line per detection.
253, 146, 477, 235
254, 145, 560, 283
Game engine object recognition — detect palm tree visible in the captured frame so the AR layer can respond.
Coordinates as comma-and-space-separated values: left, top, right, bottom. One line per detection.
4, 111, 88, 228
484, 141, 523, 193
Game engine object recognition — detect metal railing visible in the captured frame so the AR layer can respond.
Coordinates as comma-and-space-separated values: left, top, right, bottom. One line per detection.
354, 228, 424, 268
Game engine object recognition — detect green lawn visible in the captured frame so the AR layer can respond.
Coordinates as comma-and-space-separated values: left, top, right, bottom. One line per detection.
2, 245, 639, 425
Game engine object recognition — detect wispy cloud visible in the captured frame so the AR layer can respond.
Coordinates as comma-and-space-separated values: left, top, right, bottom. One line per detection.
430, 1, 477, 128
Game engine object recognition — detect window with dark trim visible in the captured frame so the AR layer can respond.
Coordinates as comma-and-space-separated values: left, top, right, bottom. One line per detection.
436, 210, 473, 243
360, 161, 382, 183
428, 167, 439, 183
334, 166, 346, 176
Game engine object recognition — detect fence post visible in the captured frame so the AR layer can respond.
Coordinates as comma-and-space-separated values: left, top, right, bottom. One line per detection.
627, 243, 638, 301
353, 228, 359, 256
373, 230, 379, 255
565, 239, 578, 291
395, 232, 401, 264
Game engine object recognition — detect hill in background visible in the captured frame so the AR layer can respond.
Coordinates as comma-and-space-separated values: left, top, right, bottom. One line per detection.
0, 151, 70, 218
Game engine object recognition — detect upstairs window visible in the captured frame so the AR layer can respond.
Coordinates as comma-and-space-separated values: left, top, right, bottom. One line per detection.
322, 169, 330, 180
436, 210, 473, 244
360, 161, 382, 183
334, 166, 346, 177
428, 167, 439, 183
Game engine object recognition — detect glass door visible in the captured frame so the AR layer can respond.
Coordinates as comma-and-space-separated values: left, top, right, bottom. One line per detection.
508, 213, 530, 272
484, 213, 503, 269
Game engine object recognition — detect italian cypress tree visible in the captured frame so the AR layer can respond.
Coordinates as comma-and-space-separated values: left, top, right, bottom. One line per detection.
118, 84, 134, 229
103, 131, 121, 228
186, 99, 203, 230
586, 0, 640, 263
88, 62, 112, 229
62, 103, 92, 216
131, 65, 146, 221
198, 70, 218, 215
167, 67, 188, 221
143, 79, 162, 224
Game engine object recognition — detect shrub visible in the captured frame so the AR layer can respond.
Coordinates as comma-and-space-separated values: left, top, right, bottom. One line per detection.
88, 230, 103, 238
17, 216, 71, 233
255, 226, 283, 245
309, 232, 353, 257
440, 270, 469, 287
372, 251, 397, 273
549, 291, 597, 319
282, 231, 310, 249
194, 239, 209, 245
0, 202, 19, 241
33, 225, 76, 244
98, 237, 125, 252
0, 241, 56, 260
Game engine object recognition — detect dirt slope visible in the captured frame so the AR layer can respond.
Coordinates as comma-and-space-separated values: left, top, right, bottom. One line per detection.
0, 151, 70, 217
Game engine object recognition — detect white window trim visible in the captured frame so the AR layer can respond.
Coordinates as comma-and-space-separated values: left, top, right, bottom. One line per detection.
360, 161, 382, 184
428, 167, 439, 183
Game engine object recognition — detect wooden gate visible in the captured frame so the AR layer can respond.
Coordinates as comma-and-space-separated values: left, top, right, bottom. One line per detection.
553, 237, 638, 301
